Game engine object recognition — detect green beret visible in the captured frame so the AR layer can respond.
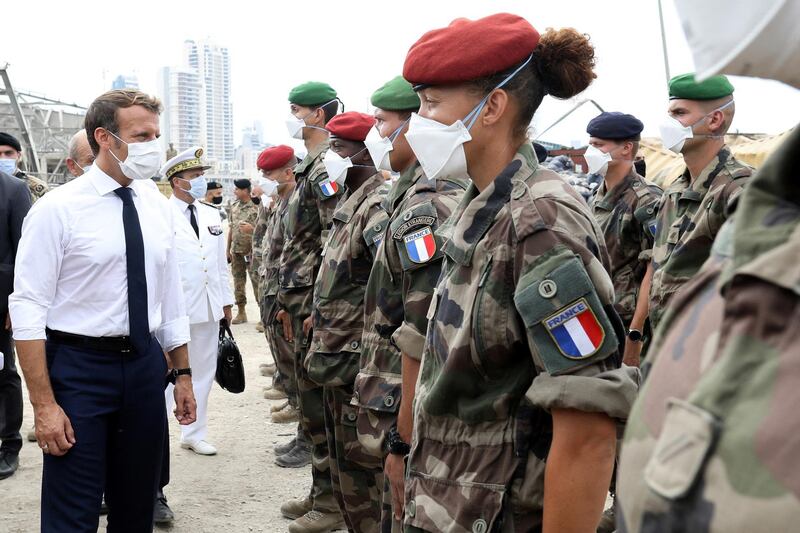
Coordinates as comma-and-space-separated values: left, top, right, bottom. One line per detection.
669, 73, 734, 100
370, 76, 420, 111
288, 81, 337, 106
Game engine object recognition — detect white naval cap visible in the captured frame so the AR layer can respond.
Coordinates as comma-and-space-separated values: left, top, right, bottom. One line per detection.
161, 146, 212, 179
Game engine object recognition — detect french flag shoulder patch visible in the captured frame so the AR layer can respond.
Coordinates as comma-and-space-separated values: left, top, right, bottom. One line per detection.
403, 226, 436, 264
542, 298, 605, 359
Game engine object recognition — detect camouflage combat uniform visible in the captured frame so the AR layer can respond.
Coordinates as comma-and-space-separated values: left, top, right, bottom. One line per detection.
354, 162, 467, 531
251, 201, 271, 305
260, 196, 297, 399
648, 146, 751, 328
228, 198, 259, 306
15, 171, 48, 203
590, 169, 662, 326
617, 126, 800, 533
404, 143, 638, 532
306, 171, 389, 532
278, 139, 344, 514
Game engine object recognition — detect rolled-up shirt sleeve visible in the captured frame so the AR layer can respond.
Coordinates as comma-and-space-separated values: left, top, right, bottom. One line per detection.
155, 215, 191, 352
10, 198, 65, 340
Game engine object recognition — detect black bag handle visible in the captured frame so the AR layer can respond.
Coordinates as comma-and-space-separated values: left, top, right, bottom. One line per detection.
219, 319, 234, 341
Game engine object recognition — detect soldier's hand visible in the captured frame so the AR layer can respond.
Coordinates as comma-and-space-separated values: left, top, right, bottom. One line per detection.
276, 310, 293, 342
34, 402, 76, 457
302, 316, 312, 337
239, 222, 254, 234
385, 453, 406, 520
622, 339, 642, 367
173, 376, 198, 425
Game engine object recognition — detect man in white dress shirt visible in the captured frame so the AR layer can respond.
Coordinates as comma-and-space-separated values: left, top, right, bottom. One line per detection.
9, 89, 196, 532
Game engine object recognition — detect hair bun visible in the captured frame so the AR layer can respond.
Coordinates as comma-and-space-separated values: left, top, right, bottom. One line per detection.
534, 27, 596, 99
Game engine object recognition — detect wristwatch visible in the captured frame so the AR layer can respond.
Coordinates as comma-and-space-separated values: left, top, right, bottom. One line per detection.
385, 427, 411, 456
168, 367, 192, 384
627, 329, 643, 342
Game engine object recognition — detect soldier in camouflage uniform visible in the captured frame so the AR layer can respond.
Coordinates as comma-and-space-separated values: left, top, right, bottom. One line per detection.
277, 82, 346, 533
586, 112, 662, 367
400, 15, 638, 532
648, 74, 752, 329
617, 3, 800, 529
0, 132, 49, 203
250, 191, 271, 332
227, 178, 259, 324
305, 112, 389, 532
354, 76, 468, 532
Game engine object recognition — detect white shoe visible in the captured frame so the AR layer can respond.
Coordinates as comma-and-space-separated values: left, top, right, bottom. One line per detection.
180, 439, 217, 456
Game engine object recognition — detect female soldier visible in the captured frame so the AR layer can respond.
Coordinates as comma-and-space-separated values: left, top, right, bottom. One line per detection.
400, 13, 638, 532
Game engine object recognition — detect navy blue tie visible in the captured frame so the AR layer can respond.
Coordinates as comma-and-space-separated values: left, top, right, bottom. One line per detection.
114, 187, 150, 354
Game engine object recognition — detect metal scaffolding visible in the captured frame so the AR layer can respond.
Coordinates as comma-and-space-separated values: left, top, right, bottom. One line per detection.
0, 63, 87, 184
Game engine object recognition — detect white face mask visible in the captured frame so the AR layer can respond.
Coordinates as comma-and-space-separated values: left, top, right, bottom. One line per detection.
323, 150, 354, 186
260, 177, 279, 197
285, 99, 339, 140
658, 99, 734, 154
583, 145, 613, 177
107, 131, 163, 181
364, 120, 408, 172
674, 0, 800, 89
405, 53, 533, 180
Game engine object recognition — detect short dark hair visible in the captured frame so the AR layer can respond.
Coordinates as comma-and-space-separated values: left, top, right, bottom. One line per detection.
85, 90, 162, 155
314, 99, 340, 125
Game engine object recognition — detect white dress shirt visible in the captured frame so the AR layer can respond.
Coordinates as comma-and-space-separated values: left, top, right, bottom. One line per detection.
9, 166, 190, 351
169, 194, 234, 324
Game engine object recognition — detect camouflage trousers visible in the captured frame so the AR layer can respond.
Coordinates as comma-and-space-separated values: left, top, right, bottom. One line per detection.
323, 384, 384, 532
261, 293, 298, 406
230, 252, 259, 307
294, 317, 338, 514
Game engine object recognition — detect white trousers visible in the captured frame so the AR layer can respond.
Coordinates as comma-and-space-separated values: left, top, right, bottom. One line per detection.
165, 317, 219, 443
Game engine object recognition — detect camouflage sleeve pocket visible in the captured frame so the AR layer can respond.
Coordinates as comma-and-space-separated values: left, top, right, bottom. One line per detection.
513, 246, 619, 376
644, 398, 719, 499
362, 213, 389, 259
389, 201, 442, 271
634, 203, 658, 241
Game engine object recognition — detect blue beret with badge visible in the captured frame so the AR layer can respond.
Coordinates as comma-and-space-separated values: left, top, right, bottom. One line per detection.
586, 112, 644, 141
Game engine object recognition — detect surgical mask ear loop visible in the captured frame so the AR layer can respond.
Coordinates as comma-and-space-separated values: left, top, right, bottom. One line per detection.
463, 53, 534, 131
388, 118, 410, 142
695, 99, 735, 139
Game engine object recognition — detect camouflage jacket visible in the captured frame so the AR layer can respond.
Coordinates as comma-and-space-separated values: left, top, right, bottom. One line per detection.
277, 139, 344, 318
306, 172, 389, 387
590, 169, 662, 324
618, 126, 800, 533
252, 202, 271, 258
228, 199, 259, 254
352, 163, 467, 459
649, 146, 751, 328
261, 195, 291, 299
405, 143, 638, 532
16, 171, 49, 203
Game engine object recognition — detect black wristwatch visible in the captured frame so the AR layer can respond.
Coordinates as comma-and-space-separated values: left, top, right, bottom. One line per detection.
385, 427, 411, 456
627, 329, 643, 342
167, 367, 192, 384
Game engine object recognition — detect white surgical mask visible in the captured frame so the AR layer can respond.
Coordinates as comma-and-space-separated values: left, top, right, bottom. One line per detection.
364, 120, 408, 172
0, 159, 17, 175
583, 145, 613, 177
674, 0, 800, 89
285, 99, 339, 140
405, 54, 533, 180
107, 131, 164, 181
323, 147, 374, 187
658, 99, 734, 154
261, 177, 279, 197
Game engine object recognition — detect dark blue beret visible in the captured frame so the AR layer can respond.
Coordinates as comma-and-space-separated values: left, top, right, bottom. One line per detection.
586, 112, 643, 140
234, 179, 251, 189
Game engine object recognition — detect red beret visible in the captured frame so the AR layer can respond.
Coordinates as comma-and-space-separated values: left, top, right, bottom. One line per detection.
403, 13, 540, 87
257, 145, 295, 171
325, 112, 376, 142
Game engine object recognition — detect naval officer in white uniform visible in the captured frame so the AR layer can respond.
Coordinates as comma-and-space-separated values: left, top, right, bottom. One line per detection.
163, 147, 233, 455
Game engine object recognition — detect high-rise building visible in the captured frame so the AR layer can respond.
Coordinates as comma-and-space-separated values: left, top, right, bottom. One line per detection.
111, 74, 139, 90
158, 67, 202, 154
184, 39, 234, 164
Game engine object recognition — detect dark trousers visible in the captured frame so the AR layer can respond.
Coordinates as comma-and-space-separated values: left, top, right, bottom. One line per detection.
0, 326, 23, 454
41, 337, 167, 533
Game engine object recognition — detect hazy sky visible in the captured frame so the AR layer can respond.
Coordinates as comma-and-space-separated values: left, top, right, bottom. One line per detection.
2, 0, 798, 154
